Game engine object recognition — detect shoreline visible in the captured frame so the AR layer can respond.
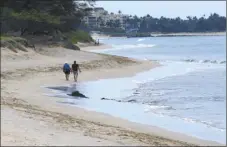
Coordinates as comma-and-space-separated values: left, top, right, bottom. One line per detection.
151, 32, 226, 37
91, 31, 226, 38
1, 44, 223, 146
74, 44, 226, 144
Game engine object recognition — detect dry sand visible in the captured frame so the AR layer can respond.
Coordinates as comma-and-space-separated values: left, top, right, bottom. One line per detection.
1, 45, 223, 146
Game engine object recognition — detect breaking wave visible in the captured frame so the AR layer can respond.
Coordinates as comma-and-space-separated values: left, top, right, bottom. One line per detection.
111, 44, 156, 50
90, 44, 156, 53
182, 59, 226, 64
137, 38, 146, 42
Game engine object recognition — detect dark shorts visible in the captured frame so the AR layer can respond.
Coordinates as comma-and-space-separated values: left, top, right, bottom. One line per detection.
64, 70, 70, 75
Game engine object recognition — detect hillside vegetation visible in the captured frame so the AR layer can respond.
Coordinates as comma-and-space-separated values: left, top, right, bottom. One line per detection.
1, 0, 95, 50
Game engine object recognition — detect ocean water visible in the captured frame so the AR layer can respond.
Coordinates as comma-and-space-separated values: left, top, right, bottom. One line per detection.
44, 36, 226, 144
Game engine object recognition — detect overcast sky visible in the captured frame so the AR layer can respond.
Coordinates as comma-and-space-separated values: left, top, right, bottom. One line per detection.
95, 1, 226, 19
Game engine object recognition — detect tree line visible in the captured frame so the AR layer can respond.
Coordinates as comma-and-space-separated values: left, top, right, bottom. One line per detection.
131, 13, 226, 33
1, 1, 226, 36
99, 13, 226, 33
1, 0, 95, 36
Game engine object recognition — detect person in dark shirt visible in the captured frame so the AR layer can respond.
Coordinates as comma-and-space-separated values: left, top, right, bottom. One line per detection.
71, 60, 81, 82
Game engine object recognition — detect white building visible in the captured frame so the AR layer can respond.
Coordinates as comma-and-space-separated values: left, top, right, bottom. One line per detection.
83, 7, 108, 28
83, 7, 128, 30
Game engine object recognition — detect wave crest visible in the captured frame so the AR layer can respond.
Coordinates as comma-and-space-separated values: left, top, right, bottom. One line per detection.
183, 59, 226, 64
137, 38, 146, 42
112, 44, 156, 50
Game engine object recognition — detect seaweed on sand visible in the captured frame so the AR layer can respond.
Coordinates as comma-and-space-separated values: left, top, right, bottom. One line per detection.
70, 91, 88, 98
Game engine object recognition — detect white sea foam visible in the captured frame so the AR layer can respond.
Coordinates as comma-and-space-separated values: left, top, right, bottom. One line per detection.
149, 105, 173, 110
112, 44, 156, 49
137, 38, 146, 42
91, 44, 156, 53
183, 59, 226, 64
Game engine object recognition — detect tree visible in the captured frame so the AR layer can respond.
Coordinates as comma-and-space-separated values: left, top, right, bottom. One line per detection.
1, 0, 95, 35
106, 20, 114, 27
113, 19, 121, 28
135, 13, 226, 33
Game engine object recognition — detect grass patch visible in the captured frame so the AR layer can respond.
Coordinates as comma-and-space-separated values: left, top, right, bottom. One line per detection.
0, 35, 11, 40
3, 41, 18, 53
1, 36, 30, 52
66, 30, 94, 44
9, 39, 27, 52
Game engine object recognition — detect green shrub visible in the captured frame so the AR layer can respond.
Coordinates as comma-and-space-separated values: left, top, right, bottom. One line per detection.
66, 30, 94, 44
11, 9, 60, 24
62, 41, 80, 50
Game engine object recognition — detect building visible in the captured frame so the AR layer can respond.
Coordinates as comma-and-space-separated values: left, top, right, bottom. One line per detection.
83, 16, 97, 28
83, 7, 108, 28
83, 7, 128, 30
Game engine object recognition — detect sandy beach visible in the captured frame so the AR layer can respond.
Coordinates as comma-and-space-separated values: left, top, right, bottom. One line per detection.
1, 44, 222, 146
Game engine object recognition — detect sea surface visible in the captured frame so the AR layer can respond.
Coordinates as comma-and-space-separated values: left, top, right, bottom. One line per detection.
44, 36, 226, 144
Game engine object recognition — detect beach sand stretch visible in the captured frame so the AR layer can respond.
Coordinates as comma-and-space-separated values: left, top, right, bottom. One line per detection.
1, 43, 223, 146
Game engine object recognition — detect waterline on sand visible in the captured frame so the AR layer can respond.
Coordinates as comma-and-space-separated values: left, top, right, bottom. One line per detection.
44, 62, 226, 144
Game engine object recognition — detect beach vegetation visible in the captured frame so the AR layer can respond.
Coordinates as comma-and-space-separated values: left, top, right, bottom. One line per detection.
1, 36, 31, 52
1, 0, 95, 49
65, 30, 94, 44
